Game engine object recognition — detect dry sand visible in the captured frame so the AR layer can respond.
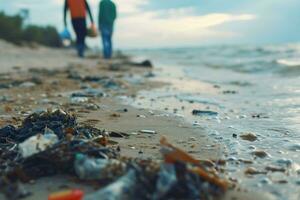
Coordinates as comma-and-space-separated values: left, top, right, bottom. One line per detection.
0, 40, 275, 200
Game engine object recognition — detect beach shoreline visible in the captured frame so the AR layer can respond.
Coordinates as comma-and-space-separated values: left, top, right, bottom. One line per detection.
0, 40, 276, 200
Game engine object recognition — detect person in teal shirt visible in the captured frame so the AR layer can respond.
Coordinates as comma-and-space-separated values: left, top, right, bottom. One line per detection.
98, 0, 117, 59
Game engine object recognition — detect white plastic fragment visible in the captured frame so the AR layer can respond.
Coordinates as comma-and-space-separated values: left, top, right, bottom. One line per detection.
70, 97, 89, 104
139, 130, 157, 134
19, 128, 58, 158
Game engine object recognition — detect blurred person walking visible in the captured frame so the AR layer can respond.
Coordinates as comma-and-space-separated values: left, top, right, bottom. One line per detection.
98, 0, 117, 59
64, 0, 94, 58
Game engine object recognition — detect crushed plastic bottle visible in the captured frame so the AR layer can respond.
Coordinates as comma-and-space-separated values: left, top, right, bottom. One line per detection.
74, 153, 109, 180
19, 127, 58, 158
84, 169, 137, 200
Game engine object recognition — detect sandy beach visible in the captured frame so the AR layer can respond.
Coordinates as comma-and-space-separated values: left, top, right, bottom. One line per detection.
0, 40, 279, 200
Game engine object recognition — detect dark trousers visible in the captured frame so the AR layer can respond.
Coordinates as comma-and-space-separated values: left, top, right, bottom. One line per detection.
72, 18, 87, 58
100, 25, 113, 59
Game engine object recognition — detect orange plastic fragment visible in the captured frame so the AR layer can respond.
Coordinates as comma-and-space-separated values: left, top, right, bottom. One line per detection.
190, 167, 228, 191
160, 136, 228, 191
160, 136, 201, 165
48, 189, 84, 200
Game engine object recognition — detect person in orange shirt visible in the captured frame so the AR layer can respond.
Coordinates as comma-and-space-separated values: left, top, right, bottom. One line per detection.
64, 0, 94, 58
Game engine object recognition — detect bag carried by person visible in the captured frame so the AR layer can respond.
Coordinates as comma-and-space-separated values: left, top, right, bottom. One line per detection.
87, 24, 98, 38
60, 28, 72, 46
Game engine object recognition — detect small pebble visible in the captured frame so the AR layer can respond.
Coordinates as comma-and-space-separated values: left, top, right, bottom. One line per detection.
289, 143, 300, 151
276, 158, 293, 166
260, 177, 272, 184
252, 150, 269, 158
275, 180, 288, 184
240, 132, 258, 142
265, 165, 285, 172
245, 167, 266, 175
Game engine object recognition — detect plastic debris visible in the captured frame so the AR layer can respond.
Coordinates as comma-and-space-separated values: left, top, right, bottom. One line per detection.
108, 131, 129, 138
71, 88, 106, 98
19, 127, 58, 158
130, 60, 153, 68
0, 110, 228, 200
74, 154, 124, 180
139, 130, 157, 134
160, 136, 228, 191
48, 189, 84, 200
84, 170, 137, 200
152, 164, 177, 200
192, 110, 218, 116
70, 97, 89, 104
60, 28, 72, 47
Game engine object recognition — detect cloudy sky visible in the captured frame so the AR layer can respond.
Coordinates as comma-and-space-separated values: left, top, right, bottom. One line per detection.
0, 0, 299, 48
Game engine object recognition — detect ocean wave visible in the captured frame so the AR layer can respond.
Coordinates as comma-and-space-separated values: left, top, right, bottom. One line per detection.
276, 59, 300, 67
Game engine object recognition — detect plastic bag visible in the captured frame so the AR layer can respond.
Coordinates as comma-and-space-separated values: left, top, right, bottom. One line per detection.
60, 28, 72, 46
19, 127, 58, 158
60, 28, 71, 40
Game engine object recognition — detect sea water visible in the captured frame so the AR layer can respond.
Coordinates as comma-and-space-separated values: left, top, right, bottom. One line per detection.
126, 44, 300, 200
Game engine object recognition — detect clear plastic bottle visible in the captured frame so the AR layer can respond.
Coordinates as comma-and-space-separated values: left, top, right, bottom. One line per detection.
84, 169, 137, 200
74, 153, 110, 180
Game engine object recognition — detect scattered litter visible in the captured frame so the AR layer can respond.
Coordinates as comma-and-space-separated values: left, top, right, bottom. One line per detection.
70, 97, 89, 104
48, 189, 84, 200
139, 130, 157, 134
0, 110, 228, 200
19, 82, 36, 88
19, 127, 58, 158
74, 154, 124, 180
85, 103, 100, 110
222, 90, 237, 94
71, 88, 106, 98
109, 131, 129, 138
130, 60, 153, 68
84, 170, 137, 200
251, 113, 269, 119
192, 110, 218, 116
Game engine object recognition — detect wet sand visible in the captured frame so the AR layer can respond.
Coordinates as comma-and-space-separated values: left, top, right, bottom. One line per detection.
0, 40, 275, 200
